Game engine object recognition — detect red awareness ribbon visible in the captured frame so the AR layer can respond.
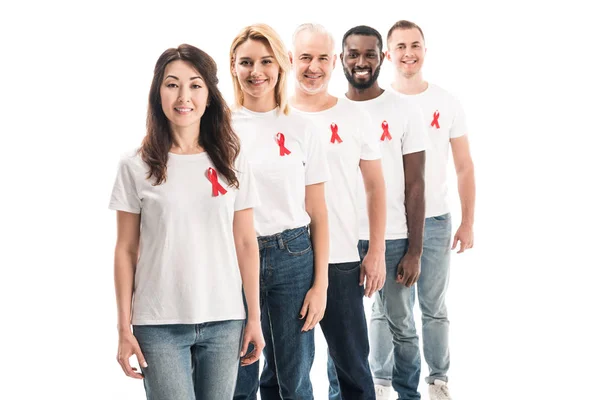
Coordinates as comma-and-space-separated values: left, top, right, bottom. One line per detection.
431, 111, 440, 129
276, 132, 292, 156
330, 123, 343, 143
207, 168, 227, 197
380, 120, 392, 141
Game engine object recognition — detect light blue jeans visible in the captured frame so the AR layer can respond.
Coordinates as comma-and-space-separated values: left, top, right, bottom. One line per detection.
133, 320, 244, 400
370, 214, 452, 398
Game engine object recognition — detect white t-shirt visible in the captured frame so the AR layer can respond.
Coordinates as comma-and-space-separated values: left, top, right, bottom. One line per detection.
392, 83, 468, 217
291, 98, 381, 263
232, 107, 330, 236
350, 90, 428, 240
109, 150, 259, 325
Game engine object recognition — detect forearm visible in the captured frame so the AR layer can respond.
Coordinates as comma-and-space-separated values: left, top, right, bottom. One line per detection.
114, 249, 136, 333
237, 241, 261, 321
457, 166, 476, 226
366, 184, 386, 252
405, 180, 425, 256
309, 209, 329, 289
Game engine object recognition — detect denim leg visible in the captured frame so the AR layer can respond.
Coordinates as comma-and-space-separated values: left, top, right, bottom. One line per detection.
321, 260, 375, 400
326, 350, 341, 400
419, 214, 452, 384
369, 291, 394, 386
260, 227, 315, 400
377, 239, 421, 400
189, 320, 244, 399
133, 325, 197, 400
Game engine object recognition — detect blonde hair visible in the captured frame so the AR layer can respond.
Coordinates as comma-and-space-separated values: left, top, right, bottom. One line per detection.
229, 24, 291, 115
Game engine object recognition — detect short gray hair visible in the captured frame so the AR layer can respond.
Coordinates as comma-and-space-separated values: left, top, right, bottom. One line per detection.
292, 23, 335, 53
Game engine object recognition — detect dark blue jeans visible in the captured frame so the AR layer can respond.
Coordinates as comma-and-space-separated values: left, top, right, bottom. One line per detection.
321, 260, 375, 400
233, 226, 315, 400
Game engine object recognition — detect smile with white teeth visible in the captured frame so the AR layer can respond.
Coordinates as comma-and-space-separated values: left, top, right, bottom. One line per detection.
249, 79, 267, 85
354, 70, 370, 76
175, 107, 192, 112
403, 60, 417, 64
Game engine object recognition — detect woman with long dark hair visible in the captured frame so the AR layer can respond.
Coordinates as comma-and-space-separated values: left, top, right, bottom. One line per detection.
109, 44, 264, 400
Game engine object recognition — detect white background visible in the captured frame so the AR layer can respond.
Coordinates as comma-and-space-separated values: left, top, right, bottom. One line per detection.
1, 0, 599, 399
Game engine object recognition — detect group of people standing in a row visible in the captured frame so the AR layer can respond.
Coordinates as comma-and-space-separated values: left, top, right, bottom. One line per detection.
110, 19, 475, 400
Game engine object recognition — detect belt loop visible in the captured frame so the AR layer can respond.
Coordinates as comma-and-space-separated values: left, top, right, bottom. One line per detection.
277, 234, 285, 249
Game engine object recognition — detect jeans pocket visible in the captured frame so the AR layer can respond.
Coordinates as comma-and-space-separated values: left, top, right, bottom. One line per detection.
285, 232, 313, 256
332, 261, 361, 273
432, 213, 451, 222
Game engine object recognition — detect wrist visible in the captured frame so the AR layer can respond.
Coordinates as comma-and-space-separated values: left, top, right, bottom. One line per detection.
406, 248, 423, 258
312, 279, 328, 291
117, 324, 132, 335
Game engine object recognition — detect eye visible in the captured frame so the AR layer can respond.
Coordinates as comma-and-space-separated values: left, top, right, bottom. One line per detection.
240, 60, 250, 65
262, 59, 272, 64
191, 84, 202, 89
319, 57, 328, 61
166, 83, 178, 88
413, 44, 420, 48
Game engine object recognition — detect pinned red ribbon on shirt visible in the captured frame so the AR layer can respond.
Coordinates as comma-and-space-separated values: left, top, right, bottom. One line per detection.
207, 168, 227, 197
380, 120, 392, 141
431, 111, 440, 129
276, 132, 292, 156
330, 123, 343, 144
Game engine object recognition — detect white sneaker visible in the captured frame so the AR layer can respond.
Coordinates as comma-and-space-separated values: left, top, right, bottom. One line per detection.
428, 379, 452, 400
375, 384, 392, 400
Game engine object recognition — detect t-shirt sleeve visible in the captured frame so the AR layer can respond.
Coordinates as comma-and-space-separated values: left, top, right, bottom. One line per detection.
109, 156, 142, 214
358, 110, 381, 161
303, 120, 331, 185
449, 97, 468, 139
234, 150, 261, 211
402, 102, 428, 155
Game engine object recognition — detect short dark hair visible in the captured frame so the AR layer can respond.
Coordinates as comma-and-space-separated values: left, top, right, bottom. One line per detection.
342, 25, 383, 53
386, 20, 425, 44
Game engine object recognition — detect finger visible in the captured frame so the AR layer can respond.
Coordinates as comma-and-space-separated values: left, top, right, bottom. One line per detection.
299, 300, 309, 320
241, 346, 258, 366
359, 265, 366, 286
458, 240, 466, 254
135, 348, 148, 369
240, 335, 250, 357
302, 309, 317, 331
396, 265, 404, 283
452, 235, 459, 250
364, 275, 374, 297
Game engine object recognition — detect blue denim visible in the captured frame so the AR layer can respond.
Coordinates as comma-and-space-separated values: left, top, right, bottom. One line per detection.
234, 226, 315, 400
368, 214, 453, 397
322, 261, 376, 400
132, 320, 244, 400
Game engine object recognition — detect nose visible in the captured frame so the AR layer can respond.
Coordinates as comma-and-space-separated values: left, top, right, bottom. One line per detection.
357, 54, 368, 67
178, 86, 191, 103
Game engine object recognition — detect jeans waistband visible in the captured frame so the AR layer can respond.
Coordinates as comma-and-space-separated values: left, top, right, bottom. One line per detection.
257, 226, 309, 250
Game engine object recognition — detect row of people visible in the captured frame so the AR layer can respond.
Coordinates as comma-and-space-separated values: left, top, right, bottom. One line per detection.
110, 19, 475, 400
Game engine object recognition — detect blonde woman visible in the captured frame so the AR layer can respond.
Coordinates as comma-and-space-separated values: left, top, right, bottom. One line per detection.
229, 24, 330, 400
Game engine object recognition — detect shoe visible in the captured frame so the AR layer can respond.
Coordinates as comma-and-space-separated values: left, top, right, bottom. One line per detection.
375, 384, 392, 400
428, 379, 452, 400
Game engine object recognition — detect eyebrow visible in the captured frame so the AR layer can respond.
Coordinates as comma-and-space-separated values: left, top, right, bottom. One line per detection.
300, 53, 330, 58
164, 75, 204, 81
239, 55, 275, 60
397, 41, 422, 46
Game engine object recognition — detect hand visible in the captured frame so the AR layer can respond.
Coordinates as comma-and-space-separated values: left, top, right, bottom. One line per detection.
240, 319, 265, 366
396, 252, 421, 288
117, 330, 147, 379
452, 223, 474, 253
299, 285, 327, 332
359, 249, 386, 297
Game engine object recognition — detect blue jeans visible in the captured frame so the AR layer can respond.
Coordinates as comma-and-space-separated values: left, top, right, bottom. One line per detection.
369, 214, 452, 398
234, 226, 315, 400
133, 320, 244, 400
322, 261, 376, 400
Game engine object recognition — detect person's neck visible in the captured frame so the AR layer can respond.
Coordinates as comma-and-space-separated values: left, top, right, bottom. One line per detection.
391, 71, 428, 95
243, 95, 277, 113
170, 124, 203, 154
345, 82, 384, 101
290, 88, 337, 112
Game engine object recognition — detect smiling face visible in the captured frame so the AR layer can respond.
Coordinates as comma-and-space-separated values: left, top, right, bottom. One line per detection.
232, 39, 280, 103
159, 60, 209, 132
292, 30, 336, 95
386, 27, 426, 78
341, 34, 383, 90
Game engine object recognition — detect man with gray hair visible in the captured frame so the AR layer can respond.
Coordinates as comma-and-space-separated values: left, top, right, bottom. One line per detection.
289, 23, 386, 400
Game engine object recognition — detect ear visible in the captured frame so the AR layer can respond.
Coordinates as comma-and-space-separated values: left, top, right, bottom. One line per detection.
288, 50, 293, 65
332, 53, 337, 69
384, 50, 391, 61
230, 58, 236, 77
